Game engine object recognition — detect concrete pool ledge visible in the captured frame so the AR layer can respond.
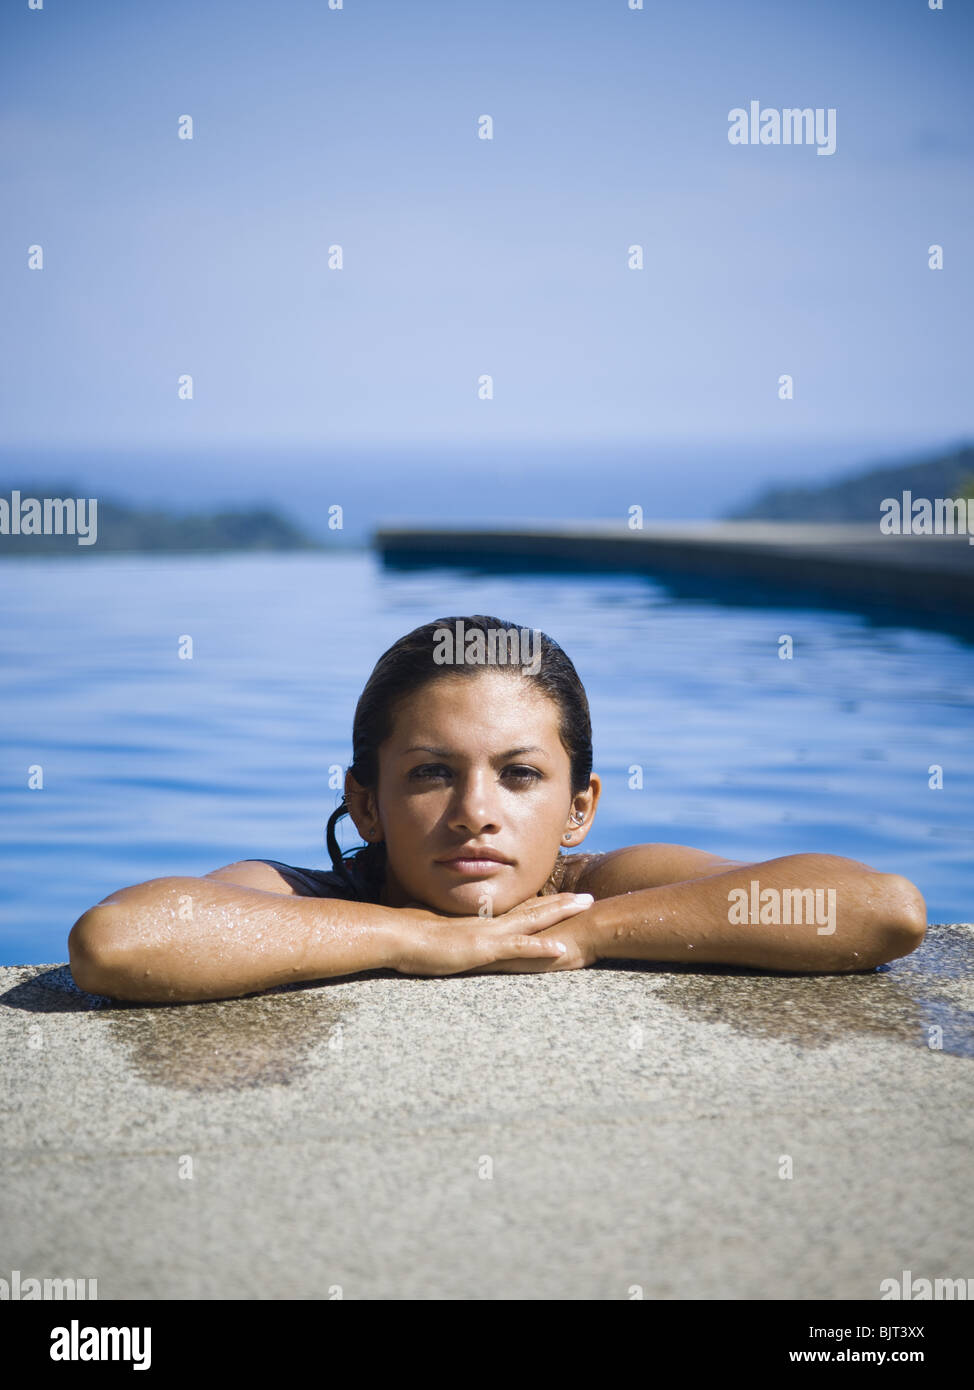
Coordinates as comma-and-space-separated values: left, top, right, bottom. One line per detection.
374, 521, 974, 616
1, 924, 972, 1300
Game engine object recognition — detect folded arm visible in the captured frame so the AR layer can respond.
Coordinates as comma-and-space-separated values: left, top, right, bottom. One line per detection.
67, 860, 587, 1001
67, 861, 402, 1003
549, 844, 927, 973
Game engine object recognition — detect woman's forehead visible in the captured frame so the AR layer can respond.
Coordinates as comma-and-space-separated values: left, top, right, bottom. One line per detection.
386, 676, 563, 749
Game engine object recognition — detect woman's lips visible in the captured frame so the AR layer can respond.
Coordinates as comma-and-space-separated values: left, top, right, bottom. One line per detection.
436, 858, 510, 875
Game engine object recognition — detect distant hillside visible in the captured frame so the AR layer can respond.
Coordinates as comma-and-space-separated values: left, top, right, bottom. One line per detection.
725, 443, 974, 521
0, 481, 324, 554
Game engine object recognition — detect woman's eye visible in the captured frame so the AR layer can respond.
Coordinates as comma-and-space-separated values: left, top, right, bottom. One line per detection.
505, 766, 541, 782
408, 765, 541, 782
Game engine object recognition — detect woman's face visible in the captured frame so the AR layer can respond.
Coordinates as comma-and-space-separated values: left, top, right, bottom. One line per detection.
348, 669, 599, 915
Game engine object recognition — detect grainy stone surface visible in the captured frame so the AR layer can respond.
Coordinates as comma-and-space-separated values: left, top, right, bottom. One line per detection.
1, 926, 972, 1300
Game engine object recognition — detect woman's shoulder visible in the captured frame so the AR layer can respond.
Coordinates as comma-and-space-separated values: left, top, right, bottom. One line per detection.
541, 851, 608, 896
248, 859, 368, 899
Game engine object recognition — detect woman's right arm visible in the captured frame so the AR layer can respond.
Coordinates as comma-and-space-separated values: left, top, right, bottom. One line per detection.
67, 863, 592, 1003
68, 865, 404, 1003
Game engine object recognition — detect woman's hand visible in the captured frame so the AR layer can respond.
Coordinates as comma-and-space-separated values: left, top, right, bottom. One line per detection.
392, 892, 596, 977
462, 908, 601, 974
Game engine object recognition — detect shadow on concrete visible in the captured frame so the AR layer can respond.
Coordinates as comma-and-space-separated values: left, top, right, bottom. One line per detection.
2, 925, 970, 1098
594, 926, 974, 1056
0, 966, 374, 1092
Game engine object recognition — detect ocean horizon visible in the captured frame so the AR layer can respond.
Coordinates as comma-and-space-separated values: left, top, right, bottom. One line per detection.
0, 436, 957, 545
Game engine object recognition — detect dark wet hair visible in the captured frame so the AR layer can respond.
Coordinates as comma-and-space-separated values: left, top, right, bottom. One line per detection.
324, 615, 593, 899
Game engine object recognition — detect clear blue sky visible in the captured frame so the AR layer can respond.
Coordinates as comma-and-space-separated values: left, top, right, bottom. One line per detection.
2, 0, 972, 460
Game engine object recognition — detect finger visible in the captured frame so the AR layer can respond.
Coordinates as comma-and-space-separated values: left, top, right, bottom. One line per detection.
519, 935, 568, 956
468, 934, 567, 965
465, 929, 578, 973
501, 894, 594, 931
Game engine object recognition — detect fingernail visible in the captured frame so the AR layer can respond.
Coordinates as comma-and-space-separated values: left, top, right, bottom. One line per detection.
553, 941, 567, 953
573, 894, 594, 905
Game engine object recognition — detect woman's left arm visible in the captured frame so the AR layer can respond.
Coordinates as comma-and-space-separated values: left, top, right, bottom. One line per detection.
569, 847, 927, 973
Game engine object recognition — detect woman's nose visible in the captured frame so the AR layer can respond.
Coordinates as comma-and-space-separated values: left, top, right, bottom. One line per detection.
448, 776, 500, 832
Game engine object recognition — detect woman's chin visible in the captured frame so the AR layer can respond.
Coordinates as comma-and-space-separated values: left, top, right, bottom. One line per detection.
403, 870, 536, 916
433, 881, 513, 917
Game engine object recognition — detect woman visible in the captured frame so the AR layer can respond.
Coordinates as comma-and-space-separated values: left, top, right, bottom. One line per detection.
68, 615, 927, 1003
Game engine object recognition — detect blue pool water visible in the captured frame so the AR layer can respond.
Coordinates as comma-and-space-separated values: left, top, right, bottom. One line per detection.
1, 550, 971, 963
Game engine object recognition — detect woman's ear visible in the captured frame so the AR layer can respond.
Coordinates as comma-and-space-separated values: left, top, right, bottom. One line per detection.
344, 771, 383, 843
562, 774, 601, 846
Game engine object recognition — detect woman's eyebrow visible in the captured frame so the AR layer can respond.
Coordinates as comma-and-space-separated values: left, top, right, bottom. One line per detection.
401, 745, 548, 758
